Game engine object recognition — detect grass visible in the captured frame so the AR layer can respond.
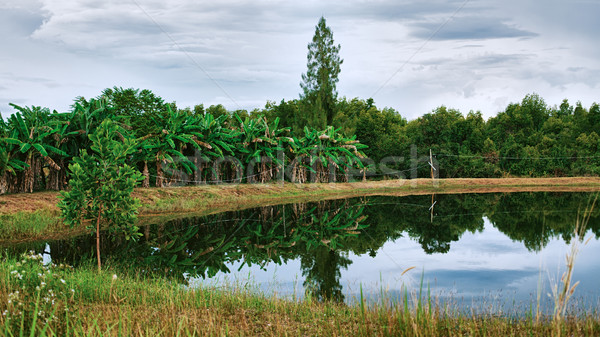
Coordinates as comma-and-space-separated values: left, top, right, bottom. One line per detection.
0, 252, 599, 336
0, 209, 67, 240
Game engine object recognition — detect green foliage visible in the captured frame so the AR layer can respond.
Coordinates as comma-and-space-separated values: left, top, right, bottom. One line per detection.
58, 119, 143, 270
300, 16, 343, 130
101, 87, 168, 138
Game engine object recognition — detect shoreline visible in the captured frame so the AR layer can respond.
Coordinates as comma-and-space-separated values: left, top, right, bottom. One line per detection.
1, 177, 599, 244
2, 177, 600, 215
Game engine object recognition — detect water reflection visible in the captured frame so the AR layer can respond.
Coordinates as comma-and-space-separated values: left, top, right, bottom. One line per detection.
2, 192, 599, 310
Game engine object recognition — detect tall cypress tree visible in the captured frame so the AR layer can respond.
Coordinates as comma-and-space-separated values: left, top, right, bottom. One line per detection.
300, 16, 343, 130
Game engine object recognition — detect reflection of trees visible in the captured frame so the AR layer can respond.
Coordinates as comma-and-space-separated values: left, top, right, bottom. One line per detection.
487, 192, 600, 251
40, 199, 368, 294
406, 194, 488, 253
347, 194, 491, 254
300, 246, 351, 302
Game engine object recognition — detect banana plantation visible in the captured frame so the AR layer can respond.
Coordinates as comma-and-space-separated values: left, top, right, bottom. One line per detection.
0, 95, 368, 195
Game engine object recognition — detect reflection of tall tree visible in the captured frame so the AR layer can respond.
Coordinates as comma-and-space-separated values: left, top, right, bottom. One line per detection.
300, 245, 351, 302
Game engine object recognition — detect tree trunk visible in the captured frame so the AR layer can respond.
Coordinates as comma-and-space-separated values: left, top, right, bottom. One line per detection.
291, 161, 297, 183
96, 204, 103, 272
21, 153, 35, 193
156, 160, 164, 187
0, 172, 7, 195
142, 161, 150, 188
46, 158, 64, 191
329, 160, 336, 183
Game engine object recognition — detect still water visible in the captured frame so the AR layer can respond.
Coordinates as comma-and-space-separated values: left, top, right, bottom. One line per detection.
4, 192, 600, 314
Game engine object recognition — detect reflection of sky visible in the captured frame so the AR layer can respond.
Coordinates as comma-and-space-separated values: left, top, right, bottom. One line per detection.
190, 217, 600, 314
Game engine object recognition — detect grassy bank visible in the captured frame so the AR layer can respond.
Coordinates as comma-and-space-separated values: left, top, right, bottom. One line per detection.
1, 252, 598, 337
1, 177, 600, 243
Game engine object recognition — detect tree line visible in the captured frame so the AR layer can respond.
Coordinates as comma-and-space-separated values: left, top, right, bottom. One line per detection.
1, 88, 599, 194
0, 88, 368, 194
250, 92, 600, 179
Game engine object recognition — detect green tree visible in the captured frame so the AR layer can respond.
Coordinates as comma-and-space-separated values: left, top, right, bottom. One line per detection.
4, 104, 68, 193
58, 119, 143, 271
300, 16, 343, 130
101, 87, 168, 138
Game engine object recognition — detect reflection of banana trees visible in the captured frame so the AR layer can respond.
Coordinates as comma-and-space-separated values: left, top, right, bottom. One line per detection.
43, 199, 368, 285
4, 192, 600, 302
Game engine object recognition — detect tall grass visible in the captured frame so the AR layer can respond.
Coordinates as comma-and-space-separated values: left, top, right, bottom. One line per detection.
2, 251, 598, 337
0, 209, 62, 239
550, 195, 597, 336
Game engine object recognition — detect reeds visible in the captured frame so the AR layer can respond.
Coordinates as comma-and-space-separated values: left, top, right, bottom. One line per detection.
550, 195, 597, 336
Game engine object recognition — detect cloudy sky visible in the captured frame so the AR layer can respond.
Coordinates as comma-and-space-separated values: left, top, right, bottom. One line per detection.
1, 0, 599, 120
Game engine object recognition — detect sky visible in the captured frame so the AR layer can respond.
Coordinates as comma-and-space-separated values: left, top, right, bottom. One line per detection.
1, 0, 599, 121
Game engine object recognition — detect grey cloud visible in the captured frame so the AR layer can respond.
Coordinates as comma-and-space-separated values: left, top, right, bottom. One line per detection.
535, 68, 600, 89
337, 0, 465, 21
471, 54, 532, 68
455, 44, 484, 49
417, 53, 530, 70
0, 8, 45, 36
0, 72, 58, 88
1, 0, 598, 122
411, 16, 537, 40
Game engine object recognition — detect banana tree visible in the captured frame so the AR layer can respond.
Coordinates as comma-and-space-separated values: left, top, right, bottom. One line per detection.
187, 113, 237, 184
44, 111, 86, 191
290, 126, 367, 183
233, 115, 291, 183
69, 97, 120, 153
0, 135, 27, 194
5, 104, 68, 193
137, 106, 209, 187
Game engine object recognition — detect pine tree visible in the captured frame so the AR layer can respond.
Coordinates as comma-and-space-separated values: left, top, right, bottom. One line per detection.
300, 16, 343, 130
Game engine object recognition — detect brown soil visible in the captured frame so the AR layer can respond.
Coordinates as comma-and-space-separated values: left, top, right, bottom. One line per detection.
1, 177, 599, 216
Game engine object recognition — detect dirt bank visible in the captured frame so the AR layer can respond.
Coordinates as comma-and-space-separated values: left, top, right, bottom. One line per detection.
1, 177, 599, 216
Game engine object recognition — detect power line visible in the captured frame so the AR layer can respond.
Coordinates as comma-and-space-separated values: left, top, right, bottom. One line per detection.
434, 153, 600, 160
371, 0, 471, 98
130, 0, 241, 109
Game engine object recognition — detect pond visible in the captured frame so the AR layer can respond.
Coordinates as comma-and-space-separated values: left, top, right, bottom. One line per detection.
3, 191, 600, 315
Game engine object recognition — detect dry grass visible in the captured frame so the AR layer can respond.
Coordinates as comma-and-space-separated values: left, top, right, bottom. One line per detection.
2, 177, 599, 215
